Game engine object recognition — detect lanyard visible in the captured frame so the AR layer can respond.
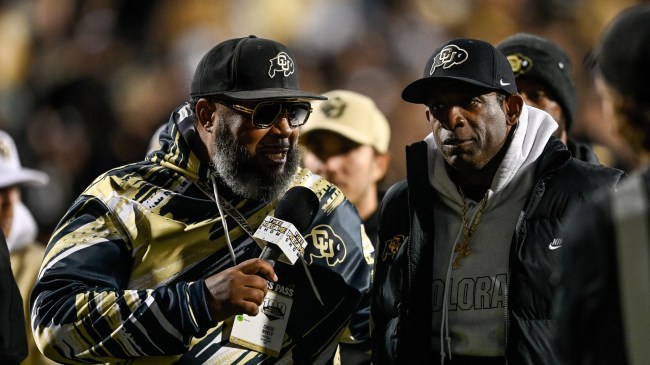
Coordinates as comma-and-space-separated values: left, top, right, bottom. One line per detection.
194, 176, 274, 263
197, 175, 323, 305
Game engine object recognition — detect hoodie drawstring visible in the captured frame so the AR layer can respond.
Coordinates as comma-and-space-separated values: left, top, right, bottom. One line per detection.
440, 196, 488, 364
440, 226, 463, 364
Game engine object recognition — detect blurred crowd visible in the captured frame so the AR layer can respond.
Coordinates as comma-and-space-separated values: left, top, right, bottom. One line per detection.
0, 0, 643, 242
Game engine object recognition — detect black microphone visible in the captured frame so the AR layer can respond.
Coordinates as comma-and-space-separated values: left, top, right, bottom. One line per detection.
258, 186, 319, 266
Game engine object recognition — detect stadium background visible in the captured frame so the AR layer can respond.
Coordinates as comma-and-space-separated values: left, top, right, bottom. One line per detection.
0, 0, 642, 241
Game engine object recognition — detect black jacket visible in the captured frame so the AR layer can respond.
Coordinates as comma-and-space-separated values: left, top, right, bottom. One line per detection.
371, 138, 624, 365
567, 138, 600, 165
554, 168, 650, 365
0, 231, 27, 365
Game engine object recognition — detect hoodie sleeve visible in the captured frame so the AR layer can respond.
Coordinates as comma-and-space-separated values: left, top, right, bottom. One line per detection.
30, 195, 214, 364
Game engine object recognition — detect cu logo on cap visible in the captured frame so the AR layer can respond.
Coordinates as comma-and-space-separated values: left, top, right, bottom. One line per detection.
321, 97, 347, 119
430, 45, 468, 75
506, 54, 533, 77
0, 141, 8, 158
268, 52, 295, 78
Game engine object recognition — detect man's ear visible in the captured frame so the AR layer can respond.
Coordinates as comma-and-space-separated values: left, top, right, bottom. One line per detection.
371, 152, 391, 183
195, 98, 215, 132
505, 94, 524, 126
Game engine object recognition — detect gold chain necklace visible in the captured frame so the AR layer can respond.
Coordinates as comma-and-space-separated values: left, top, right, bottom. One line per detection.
452, 187, 490, 270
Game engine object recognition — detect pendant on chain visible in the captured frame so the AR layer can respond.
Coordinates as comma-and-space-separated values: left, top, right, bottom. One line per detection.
453, 188, 489, 270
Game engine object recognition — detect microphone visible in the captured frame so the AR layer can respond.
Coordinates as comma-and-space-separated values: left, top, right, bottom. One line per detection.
255, 186, 319, 267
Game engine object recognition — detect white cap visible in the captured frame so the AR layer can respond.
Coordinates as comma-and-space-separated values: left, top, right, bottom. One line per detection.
0, 130, 49, 188
300, 90, 391, 153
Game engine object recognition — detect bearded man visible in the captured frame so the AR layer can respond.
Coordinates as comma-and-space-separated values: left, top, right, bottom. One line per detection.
31, 36, 372, 365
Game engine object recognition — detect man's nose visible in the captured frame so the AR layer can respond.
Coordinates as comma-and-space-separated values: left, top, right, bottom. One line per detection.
270, 113, 292, 136
438, 105, 466, 131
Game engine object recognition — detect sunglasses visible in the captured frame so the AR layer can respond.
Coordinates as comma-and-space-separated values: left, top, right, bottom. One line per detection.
215, 100, 312, 129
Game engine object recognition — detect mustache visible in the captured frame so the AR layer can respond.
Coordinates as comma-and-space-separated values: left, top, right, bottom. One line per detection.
258, 140, 291, 148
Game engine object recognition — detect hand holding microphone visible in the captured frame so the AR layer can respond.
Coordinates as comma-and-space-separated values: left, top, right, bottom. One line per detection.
204, 258, 276, 322
204, 186, 319, 322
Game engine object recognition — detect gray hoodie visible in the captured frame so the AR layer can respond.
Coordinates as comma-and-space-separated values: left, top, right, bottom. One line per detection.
425, 104, 558, 360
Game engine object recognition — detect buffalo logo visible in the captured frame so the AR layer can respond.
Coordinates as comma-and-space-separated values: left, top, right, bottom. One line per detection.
268, 52, 295, 78
430, 45, 468, 75
0, 139, 9, 160
304, 224, 347, 266
382, 235, 405, 262
262, 298, 286, 320
506, 53, 533, 77
321, 97, 347, 119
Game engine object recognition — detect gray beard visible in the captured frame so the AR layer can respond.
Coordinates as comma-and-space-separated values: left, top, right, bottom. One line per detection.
211, 120, 300, 202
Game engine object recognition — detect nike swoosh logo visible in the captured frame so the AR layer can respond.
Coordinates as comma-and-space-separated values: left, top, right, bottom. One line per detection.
500, 79, 511, 86
548, 238, 563, 250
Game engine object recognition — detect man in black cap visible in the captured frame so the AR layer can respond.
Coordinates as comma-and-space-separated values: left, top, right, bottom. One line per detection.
370, 38, 623, 364
496, 32, 600, 164
554, 4, 650, 365
31, 35, 372, 364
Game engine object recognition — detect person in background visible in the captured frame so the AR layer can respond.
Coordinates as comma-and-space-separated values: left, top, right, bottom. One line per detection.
496, 32, 600, 164
0, 229, 26, 365
30, 35, 372, 364
554, 4, 650, 365
0, 130, 54, 365
300, 89, 391, 364
300, 89, 391, 246
370, 38, 623, 364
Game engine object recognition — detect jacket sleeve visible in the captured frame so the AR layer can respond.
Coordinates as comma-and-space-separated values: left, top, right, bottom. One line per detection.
337, 225, 374, 363
371, 181, 410, 365
292, 182, 373, 363
553, 190, 627, 365
30, 195, 214, 364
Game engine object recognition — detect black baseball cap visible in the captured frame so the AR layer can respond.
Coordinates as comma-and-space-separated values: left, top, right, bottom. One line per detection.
402, 38, 517, 104
496, 33, 577, 131
190, 35, 326, 101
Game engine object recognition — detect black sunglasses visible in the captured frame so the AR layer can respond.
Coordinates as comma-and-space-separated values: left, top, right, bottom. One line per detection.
215, 100, 312, 129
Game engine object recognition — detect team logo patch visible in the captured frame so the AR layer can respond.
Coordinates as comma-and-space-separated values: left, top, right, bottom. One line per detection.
304, 224, 347, 266
0, 139, 9, 159
321, 96, 347, 119
430, 45, 468, 75
506, 53, 533, 77
382, 235, 405, 262
268, 52, 295, 78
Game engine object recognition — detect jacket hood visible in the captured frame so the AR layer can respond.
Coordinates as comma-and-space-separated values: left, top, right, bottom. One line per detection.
147, 103, 213, 184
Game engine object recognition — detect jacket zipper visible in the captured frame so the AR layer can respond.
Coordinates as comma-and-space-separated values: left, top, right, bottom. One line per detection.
504, 151, 568, 362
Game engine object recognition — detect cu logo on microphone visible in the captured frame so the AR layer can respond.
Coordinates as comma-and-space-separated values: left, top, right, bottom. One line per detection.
304, 224, 347, 267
